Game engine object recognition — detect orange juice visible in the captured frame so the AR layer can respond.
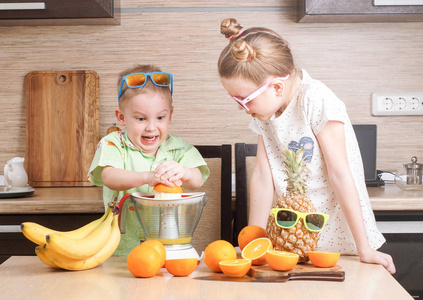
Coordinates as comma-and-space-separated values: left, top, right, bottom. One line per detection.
156, 237, 192, 245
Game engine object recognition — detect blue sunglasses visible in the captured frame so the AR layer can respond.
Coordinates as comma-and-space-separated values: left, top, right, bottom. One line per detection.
118, 72, 173, 101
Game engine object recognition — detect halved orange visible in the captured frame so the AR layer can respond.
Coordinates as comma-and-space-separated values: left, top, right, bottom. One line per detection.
241, 237, 273, 266
153, 183, 183, 194
165, 258, 198, 276
219, 259, 252, 277
308, 251, 340, 268
204, 240, 237, 272
265, 250, 299, 271
238, 225, 267, 250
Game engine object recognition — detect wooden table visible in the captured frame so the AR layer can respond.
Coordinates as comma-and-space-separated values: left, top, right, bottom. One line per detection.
0, 255, 412, 300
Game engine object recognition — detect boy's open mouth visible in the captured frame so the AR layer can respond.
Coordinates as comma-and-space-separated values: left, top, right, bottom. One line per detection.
142, 135, 158, 144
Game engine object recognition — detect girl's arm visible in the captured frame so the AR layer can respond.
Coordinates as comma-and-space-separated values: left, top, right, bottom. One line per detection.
101, 167, 159, 191
248, 135, 275, 228
317, 120, 396, 274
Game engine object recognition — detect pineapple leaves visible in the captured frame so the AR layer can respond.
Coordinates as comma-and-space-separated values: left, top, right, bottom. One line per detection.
282, 147, 309, 194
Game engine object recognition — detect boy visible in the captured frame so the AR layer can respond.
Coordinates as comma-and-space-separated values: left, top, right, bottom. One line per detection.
88, 64, 209, 255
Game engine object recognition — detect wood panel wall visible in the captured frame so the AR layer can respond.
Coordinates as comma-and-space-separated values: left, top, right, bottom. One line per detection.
0, 0, 422, 174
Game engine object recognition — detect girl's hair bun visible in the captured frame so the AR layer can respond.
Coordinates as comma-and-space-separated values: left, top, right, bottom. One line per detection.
231, 40, 255, 62
221, 18, 243, 39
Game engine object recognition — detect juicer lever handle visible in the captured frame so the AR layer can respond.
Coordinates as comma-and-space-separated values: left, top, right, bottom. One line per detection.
118, 193, 132, 234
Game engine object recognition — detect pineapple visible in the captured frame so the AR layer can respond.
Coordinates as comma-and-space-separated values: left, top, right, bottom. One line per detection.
266, 148, 320, 262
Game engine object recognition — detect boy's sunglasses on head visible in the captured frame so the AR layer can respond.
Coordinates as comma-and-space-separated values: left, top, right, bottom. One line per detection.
270, 208, 329, 232
118, 72, 173, 101
228, 74, 289, 111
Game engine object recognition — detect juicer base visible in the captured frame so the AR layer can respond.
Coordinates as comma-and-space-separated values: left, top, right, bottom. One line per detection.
165, 245, 200, 260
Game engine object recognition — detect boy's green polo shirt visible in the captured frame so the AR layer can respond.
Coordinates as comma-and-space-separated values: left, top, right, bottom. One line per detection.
88, 131, 210, 256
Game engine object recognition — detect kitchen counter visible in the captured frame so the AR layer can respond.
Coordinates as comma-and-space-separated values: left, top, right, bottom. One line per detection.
0, 255, 412, 300
1, 184, 423, 214
368, 183, 423, 211
0, 186, 104, 214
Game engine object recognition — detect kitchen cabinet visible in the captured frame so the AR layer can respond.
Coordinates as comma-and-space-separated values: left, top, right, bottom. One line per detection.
0, 0, 120, 25
297, 0, 423, 22
374, 210, 423, 299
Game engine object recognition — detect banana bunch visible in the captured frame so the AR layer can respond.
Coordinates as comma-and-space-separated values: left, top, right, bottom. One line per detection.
21, 203, 121, 271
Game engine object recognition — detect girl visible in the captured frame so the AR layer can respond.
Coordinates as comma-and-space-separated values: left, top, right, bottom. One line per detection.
218, 18, 395, 274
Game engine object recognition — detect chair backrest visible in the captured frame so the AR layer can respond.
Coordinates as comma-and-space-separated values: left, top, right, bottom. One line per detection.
234, 143, 257, 246
186, 145, 232, 251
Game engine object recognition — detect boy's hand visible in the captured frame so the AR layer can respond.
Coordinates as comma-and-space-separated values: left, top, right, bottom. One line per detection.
146, 171, 168, 187
154, 160, 188, 187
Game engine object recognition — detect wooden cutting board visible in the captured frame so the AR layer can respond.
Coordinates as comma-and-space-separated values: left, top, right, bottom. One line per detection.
25, 70, 99, 187
248, 262, 343, 278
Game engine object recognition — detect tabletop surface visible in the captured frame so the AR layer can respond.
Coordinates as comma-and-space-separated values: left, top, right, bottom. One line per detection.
0, 255, 412, 300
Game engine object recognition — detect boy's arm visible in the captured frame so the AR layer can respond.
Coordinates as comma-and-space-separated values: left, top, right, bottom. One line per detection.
248, 136, 274, 228
101, 166, 160, 191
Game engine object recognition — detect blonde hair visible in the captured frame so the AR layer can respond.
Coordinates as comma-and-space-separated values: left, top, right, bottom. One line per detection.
218, 18, 296, 85
118, 64, 173, 107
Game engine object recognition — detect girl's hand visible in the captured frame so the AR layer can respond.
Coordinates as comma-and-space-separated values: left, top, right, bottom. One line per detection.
359, 247, 396, 274
154, 160, 187, 187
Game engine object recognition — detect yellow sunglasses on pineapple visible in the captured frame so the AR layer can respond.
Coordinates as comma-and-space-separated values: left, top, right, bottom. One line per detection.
270, 208, 329, 232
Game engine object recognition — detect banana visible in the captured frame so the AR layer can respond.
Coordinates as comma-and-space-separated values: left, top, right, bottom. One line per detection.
46, 208, 114, 260
35, 245, 59, 269
43, 215, 121, 271
21, 208, 111, 245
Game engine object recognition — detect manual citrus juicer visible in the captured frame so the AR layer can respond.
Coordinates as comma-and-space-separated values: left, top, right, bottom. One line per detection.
118, 190, 209, 260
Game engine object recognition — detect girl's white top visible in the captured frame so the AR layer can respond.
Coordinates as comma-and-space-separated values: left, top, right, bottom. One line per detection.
250, 69, 385, 254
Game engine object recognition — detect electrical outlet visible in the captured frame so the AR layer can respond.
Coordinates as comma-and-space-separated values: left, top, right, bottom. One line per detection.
372, 92, 423, 116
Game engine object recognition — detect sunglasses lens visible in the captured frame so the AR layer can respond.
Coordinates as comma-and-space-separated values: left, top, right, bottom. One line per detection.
126, 74, 146, 87
276, 210, 297, 228
305, 214, 325, 231
151, 73, 171, 85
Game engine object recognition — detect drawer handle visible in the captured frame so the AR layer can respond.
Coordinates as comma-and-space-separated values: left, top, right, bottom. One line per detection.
0, 225, 22, 233
0, 2, 46, 10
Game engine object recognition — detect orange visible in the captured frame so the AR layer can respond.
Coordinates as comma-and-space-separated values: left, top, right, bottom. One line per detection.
265, 250, 299, 271
237, 225, 267, 250
153, 183, 183, 194
165, 258, 198, 276
308, 251, 340, 268
204, 240, 237, 272
241, 237, 273, 266
219, 259, 252, 277
141, 239, 166, 266
127, 244, 162, 278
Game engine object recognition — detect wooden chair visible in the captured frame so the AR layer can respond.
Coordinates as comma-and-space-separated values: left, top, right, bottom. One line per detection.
234, 143, 257, 246
187, 145, 232, 251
